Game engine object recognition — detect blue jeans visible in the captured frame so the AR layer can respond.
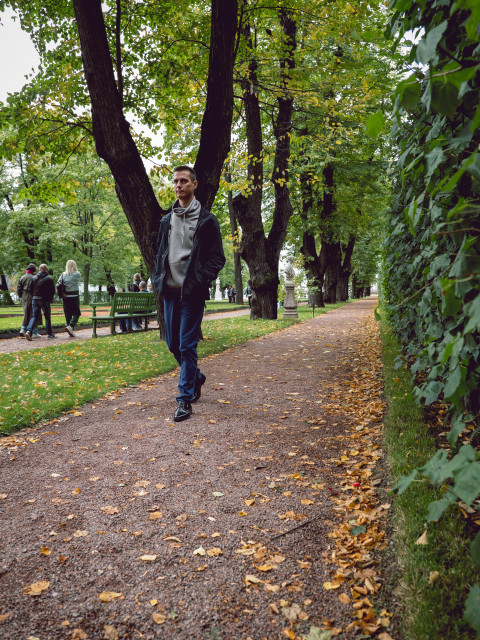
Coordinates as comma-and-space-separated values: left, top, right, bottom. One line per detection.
164, 295, 204, 402
27, 299, 53, 336
118, 318, 131, 332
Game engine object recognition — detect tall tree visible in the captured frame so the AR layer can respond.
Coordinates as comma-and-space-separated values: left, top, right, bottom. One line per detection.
232, 7, 297, 319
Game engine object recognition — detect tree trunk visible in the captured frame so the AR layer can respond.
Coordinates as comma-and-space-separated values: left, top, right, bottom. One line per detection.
83, 262, 90, 305
72, 0, 237, 334
322, 241, 341, 303
336, 237, 355, 302
233, 11, 297, 320
227, 174, 243, 304
0, 272, 8, 291
194, 0, 238, 211
299, 175, 325, 307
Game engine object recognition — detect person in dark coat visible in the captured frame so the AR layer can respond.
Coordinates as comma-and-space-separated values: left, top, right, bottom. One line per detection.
151, 165, 225, 422
25, 264, 56, 340
17, 263, 40, 338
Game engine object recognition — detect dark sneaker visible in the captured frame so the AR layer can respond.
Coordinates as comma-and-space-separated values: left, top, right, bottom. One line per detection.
174, 400, 192, 422
19, 331, 25, 338
192, 373, 206, 403
25, 331, 32, 341
47, 334, 56, 339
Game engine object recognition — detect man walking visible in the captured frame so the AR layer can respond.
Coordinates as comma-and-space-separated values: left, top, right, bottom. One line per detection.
152, 166, 225, 422
25, 264, 56, 340
17, 262, 40, 338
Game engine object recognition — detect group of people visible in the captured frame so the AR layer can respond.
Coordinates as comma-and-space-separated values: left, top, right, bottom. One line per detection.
17, 260, 82, 341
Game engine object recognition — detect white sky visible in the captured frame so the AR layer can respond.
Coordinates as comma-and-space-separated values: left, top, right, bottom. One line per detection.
0, 9, 39, 102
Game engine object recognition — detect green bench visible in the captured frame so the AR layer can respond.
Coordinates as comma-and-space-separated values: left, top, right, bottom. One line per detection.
91, 292, 158, 338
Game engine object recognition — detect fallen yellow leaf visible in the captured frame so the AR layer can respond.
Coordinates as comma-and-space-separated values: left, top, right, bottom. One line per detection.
416, 530, 428, 545
323, 580, 342, 590
41, 547, 51, 556
139, 555, 158, 562
256, 564, 274, 572
152, 613, 167, 624
429, 571, 440, 584
207, 547, 223, 557
103, 625, 119, 640
101, 506, 120, 515
149, 511, 163, 520
99, 591, 123, 602
23, 580, 50, 596
193, 546, 206, 556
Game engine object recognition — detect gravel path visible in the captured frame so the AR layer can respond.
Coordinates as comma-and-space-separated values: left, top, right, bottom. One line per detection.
0, 298, 392, 640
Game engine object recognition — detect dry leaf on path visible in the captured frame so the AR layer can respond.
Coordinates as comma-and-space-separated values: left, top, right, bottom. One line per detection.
149, 511, 163, 520
103, 625, 119, 640
101, 506, 120, 515
152, 613, 167, 624
0, 613, 12, 623
193, 546, 206, 556
99, 591, 123, 602
23, 580, 50, 596
72, 630, 87, 640
282, 603, 302, 621
207, 547, 223, 557
139, 554, 158, 562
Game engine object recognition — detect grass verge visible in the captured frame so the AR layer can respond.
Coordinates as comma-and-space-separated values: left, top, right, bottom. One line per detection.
0, 302, 344, 435
381, 320, 479, 640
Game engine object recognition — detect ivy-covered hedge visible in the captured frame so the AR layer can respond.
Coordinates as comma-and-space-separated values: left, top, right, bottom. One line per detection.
382, 0, 480, 631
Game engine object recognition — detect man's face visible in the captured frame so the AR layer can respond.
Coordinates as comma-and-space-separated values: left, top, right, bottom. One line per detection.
173, 170, 197, 204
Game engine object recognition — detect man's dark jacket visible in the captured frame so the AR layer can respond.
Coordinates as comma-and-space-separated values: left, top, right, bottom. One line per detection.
152, 207, 225, 302
29, 270, 55, 302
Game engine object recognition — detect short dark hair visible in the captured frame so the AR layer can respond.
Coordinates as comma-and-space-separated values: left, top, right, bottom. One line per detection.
173, 165, 197, 182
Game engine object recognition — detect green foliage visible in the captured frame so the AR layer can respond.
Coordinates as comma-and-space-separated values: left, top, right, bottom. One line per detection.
381, 321, 480, 640
383, 0, 480, 632
0, 146, 142, 291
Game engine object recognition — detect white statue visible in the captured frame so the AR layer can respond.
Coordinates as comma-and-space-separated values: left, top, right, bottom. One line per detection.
284, 256, 295, 282
214, 278, 222, 301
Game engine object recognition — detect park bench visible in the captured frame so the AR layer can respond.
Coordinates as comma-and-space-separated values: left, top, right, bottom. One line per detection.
91, 292, 158, 338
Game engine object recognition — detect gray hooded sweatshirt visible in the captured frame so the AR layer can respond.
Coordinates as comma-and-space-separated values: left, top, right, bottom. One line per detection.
165, 197, 201, 290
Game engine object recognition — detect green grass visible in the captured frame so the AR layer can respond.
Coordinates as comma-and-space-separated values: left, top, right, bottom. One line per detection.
381, 321, 479, 640
0, 302, 345, 435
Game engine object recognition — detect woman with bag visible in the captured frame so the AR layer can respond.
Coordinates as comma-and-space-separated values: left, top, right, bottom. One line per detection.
57, 260, 82, 337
